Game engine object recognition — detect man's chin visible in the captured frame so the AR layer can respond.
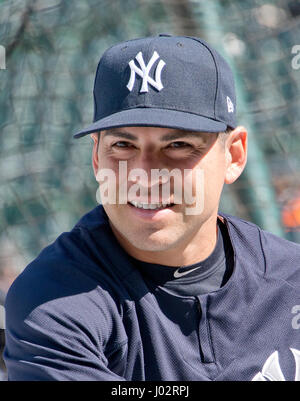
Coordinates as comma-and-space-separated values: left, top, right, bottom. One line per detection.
125, 231, 181, 253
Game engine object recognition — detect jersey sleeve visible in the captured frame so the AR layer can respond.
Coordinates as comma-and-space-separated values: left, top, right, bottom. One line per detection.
3, 259, 127, 381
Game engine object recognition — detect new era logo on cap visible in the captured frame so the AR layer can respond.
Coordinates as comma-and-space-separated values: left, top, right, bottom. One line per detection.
227, 96, 234, 113
74, 34, 237, 139
127, 51, 166, 93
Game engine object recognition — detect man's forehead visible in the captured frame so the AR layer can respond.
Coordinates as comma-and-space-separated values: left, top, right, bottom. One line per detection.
101, 127, 213, 142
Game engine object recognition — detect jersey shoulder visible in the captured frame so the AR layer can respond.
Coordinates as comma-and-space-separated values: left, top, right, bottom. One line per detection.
5, 244, 113, 336
220, 212, 300, 289
5, 209, 128, 344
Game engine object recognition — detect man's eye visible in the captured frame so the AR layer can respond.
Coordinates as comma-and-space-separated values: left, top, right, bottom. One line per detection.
168, 142, 192, 148
112, 141, 133, 148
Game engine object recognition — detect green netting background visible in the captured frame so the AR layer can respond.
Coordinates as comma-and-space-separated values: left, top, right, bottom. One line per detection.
1, 0, 300, 284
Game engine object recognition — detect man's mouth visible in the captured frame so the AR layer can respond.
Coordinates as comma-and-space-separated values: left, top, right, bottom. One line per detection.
128, 200, 175, 210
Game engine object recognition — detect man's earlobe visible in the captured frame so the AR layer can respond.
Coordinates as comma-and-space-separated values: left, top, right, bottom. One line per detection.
225, 163, 242, 184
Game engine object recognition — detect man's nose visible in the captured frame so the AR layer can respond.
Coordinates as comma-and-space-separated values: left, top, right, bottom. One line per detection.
128, 151, 168, 188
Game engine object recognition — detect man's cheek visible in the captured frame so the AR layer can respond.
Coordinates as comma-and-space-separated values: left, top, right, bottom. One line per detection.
182, 168, 205, 216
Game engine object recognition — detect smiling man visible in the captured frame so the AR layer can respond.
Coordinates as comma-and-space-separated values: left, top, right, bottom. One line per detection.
4, 34, 300, 381
91, 125, 246, 267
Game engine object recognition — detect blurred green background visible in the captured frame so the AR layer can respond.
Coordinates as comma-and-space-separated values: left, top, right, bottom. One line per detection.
1, 0, 300, 287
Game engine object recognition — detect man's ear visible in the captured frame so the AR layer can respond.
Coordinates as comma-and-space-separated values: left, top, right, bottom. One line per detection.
91, 133, 100, 178
224, 126, 248, 184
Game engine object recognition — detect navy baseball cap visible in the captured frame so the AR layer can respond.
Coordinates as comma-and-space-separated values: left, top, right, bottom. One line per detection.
74, 34, 237, 139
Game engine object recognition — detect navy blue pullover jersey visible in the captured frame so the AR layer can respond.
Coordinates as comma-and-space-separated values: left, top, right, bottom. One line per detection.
4, 205, 300, 381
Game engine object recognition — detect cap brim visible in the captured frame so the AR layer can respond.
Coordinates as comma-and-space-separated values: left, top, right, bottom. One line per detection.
73, 108, 227, 138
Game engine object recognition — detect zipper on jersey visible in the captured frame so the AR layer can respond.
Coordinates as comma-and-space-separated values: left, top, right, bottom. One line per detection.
196, 296, 215, 364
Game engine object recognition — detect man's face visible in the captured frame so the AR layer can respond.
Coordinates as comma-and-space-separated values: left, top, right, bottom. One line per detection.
92, 126, 243, 263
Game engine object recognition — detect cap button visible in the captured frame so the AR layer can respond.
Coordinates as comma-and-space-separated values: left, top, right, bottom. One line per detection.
158, 33, 172, 37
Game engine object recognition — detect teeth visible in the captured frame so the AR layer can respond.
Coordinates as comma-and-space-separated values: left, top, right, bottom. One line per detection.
129, 201, 172, 210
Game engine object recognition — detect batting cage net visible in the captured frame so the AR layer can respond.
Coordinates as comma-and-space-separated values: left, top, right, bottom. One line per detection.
0, 0, 300, 332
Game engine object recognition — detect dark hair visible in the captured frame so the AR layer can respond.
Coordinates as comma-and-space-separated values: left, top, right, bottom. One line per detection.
218, 126, 232, 146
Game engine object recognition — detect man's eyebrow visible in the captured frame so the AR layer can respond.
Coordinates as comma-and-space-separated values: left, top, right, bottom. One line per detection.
102, 130, 137, 141
160, 131, 206, 141
102, 129, 207, 141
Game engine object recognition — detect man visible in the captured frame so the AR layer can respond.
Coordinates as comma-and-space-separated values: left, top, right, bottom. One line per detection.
4, 34, 300, 381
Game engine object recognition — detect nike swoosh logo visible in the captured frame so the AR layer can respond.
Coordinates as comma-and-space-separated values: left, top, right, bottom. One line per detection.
173, 266, 200, 278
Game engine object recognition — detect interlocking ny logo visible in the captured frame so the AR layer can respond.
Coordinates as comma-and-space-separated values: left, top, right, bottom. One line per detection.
252, 348, 300, 381
127, 51, 166, 93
